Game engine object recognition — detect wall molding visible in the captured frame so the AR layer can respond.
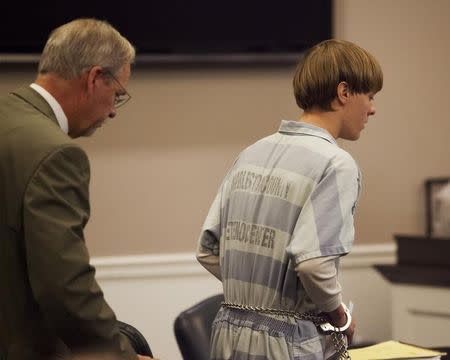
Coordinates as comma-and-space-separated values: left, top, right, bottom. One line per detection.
92, 243, 396, 280
92, 252, 198, 280
340, 243, 396, 269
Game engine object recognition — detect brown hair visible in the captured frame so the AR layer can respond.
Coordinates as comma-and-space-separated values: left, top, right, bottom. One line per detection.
293, 39, 383, 111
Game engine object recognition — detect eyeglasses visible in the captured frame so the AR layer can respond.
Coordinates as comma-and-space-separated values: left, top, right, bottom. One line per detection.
102, 69, 131, 108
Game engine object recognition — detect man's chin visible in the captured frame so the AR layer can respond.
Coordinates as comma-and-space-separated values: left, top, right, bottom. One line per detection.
340, 132, 361, 141
80, 127, 98, 137
80, 122, 104, 137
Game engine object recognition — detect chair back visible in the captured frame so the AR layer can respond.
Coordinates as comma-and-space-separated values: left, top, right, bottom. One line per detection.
174, 294, 224, 360
118, 320, 153, 357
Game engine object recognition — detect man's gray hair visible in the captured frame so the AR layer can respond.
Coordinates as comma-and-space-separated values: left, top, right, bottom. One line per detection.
38, 18, 135, 79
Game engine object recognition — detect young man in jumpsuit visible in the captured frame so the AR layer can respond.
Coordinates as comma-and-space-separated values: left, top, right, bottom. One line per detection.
197, 39, 383, 360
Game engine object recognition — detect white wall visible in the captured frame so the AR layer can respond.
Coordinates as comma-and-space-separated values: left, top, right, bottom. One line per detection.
80, 0, 450, 255
334, 0, 450, 247
1, 0, 449, 255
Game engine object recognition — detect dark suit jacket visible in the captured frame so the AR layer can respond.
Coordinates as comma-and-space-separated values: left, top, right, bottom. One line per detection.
0, 87, 136, 360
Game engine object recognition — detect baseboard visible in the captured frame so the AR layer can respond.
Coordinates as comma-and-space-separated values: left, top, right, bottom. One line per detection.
92, 243, 396, 279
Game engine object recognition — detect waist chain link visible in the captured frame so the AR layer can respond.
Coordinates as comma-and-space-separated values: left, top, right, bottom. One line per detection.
221, 301, 350, 360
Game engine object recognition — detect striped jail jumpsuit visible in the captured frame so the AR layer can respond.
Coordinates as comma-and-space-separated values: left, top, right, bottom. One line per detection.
197, 120, 361, 360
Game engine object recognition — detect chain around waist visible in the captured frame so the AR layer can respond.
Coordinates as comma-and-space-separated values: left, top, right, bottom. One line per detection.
221, 301, 327, 325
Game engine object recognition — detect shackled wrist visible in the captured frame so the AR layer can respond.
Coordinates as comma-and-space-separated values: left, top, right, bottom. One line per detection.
319, 303, 352, 333
335, 302, 352, 332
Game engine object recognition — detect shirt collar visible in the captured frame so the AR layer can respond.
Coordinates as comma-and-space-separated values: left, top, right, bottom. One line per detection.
278, 120, 337, 145
29, 83, 69, 134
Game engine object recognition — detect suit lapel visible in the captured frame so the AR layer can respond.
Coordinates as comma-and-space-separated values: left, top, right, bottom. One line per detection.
11, 86, 60, 128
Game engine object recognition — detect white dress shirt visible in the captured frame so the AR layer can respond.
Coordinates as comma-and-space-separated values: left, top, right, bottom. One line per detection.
30, 83, 69, 134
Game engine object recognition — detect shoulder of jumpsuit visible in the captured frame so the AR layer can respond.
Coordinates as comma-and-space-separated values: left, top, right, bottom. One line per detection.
277, 120, 338, 145
278, 120, 359, 169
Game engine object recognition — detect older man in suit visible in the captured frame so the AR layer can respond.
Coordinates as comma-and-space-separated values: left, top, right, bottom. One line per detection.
0, 19, 153, 360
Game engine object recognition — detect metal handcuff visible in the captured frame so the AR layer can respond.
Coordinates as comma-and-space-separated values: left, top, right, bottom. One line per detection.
318, 302, 352, 360
318, 302, 352, 333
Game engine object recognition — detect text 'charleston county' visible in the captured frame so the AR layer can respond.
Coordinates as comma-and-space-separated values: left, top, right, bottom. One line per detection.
230, 170, 292, 200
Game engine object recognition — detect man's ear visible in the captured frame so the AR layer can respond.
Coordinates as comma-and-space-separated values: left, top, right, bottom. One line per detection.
85, 66, 104, 94
336, 81, 351, 104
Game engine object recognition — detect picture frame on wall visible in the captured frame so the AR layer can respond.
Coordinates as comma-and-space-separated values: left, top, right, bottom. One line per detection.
425, 177, 450, 237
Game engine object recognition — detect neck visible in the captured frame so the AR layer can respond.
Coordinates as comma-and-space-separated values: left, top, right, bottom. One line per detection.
299, 106, 342, 139
34, 73, 85, 136
300, 112, 340, 139
35, 73, 79, 107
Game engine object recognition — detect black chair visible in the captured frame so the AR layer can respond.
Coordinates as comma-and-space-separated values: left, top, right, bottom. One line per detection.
118, 320, 153, 357
174, 294, 224, 360
433, 347, 450, 360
